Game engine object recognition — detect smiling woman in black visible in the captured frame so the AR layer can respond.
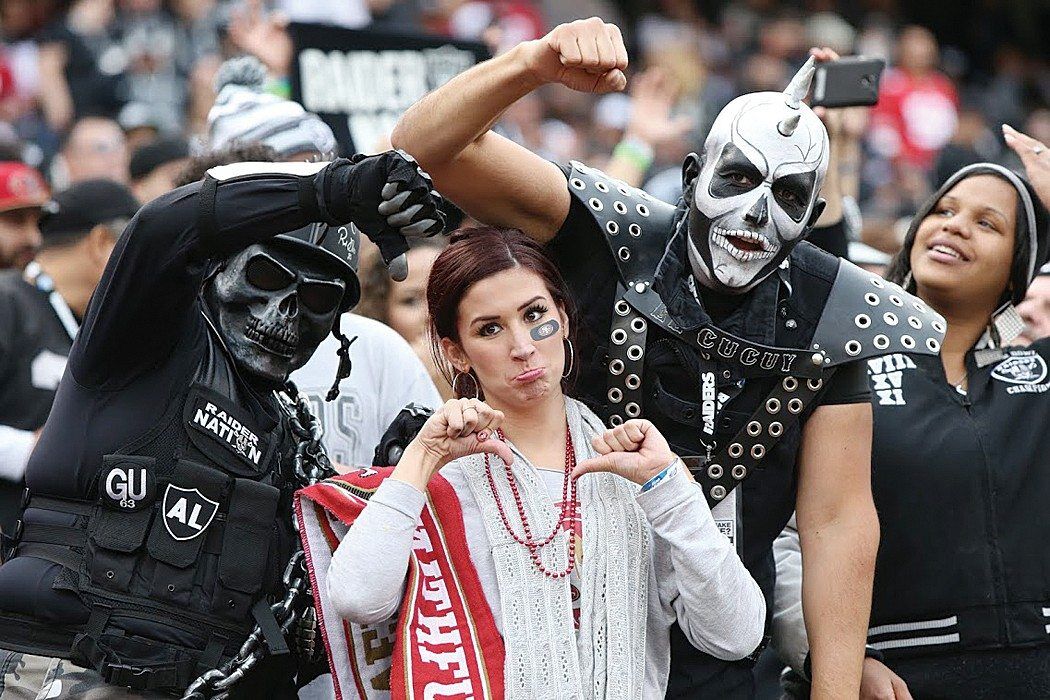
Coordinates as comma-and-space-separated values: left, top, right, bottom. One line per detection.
860, 137, 1050, 698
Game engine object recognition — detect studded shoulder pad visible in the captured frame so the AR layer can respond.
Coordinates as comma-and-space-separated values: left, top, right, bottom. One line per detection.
567, 161, 677, 287
810, 259, 946, 367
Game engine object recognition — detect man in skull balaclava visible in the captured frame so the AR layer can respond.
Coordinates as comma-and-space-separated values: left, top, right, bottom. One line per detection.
0, 150, 443, 698
388, 19, 947, 698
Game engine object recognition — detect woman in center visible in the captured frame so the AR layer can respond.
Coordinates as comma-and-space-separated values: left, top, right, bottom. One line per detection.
325, 226, 764, 698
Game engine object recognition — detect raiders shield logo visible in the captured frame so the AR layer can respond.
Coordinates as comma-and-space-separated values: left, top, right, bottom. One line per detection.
162, 485, 219, 541
991, 353, 1048, 385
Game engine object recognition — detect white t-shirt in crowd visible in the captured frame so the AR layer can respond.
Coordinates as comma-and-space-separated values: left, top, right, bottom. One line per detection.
276, 0, 370, 28
291, 314, 440, 469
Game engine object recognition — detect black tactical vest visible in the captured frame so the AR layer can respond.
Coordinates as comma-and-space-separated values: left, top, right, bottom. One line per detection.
4, 318, 298, 693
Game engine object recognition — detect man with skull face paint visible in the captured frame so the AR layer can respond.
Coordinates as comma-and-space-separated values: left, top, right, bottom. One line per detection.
391, 19, 947, 698
0, 151, 444, 698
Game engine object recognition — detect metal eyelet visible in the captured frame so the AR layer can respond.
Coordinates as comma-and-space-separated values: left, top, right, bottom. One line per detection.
873, 334, 890, 350
889, 295, 903, 307
614, 201, 627, 215
855, 314, 871, 329
570, 177, 586, 190
914, 301, 927, 312
630, 318, 646, 333
901, 335, 915, 349
766, 398, 781, 413
608, 387, 623, 403
628, 223, 642, 237
618, 246, 631, 261
609, 358, 625, 375
845, 340, 862, 356
865, 292, 880, 306
932, 320, 946, 334
618, 185, 631, 196
728, 443, 744, 458
750, 444, 766, 459
588, 197, 603, 211
883, 312, 899, 326
707, 463, 723, 479
787, 398, 804, 414
806, 378, 823, 391
768, 421, 783, 437
732, 464, 747, 480
614, 299, 631, 316
595, 181, 609, 192
782, 377, 799, 392
627, 345, 643, 361
611, 328, 627, 345
908, 316, 922, 329
625, 374, 641, 389
926, 338, 940, 352
870, 277, 885, 288
606, 220, 619, 235
625, 402, 641, 417
710, 485, 727, 500
746, 421, 762, 436
636, 203, 650, 217
610, 414, 624, 426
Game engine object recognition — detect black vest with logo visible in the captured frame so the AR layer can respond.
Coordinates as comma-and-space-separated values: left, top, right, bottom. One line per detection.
1, 318, 298, 693
559, 162, 945, 697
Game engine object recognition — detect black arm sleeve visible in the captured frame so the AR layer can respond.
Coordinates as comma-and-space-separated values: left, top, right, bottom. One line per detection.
818, 359, 871, 405
70, 161, 355, 389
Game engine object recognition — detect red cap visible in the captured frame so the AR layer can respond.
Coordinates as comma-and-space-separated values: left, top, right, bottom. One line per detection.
0, 162, 48, 213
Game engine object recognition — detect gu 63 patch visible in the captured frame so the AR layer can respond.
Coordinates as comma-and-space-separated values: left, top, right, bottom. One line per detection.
162, 484, 219, 541
184, 387, 273, 474
99, 457, 156, 511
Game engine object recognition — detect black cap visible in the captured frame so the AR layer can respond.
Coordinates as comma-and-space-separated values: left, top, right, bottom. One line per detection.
39, 179, 141, 239
129, 137, 190, 180
270, 222, 361, 311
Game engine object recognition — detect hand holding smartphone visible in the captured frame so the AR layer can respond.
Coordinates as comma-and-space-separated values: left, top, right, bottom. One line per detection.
811, 57, 886, 108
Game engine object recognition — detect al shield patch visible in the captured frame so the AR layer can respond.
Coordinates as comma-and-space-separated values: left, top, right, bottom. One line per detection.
162, 484, 219, 541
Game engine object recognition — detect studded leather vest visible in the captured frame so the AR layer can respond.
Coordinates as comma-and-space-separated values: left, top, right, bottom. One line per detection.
3, 316, 298, 691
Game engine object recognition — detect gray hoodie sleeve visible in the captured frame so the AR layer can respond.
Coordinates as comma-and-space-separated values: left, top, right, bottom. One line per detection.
326, 477, 426, 624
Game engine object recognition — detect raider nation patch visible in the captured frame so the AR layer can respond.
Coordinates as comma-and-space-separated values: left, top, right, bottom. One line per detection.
184, 387, 273, 474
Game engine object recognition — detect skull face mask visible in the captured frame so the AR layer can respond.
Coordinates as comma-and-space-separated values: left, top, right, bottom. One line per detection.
683, 58, 830, 294
208, 241, 347, 386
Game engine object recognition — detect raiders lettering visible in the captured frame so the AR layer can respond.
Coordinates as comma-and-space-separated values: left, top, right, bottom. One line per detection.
701, 372, 716, 435
190, 397, 263, 465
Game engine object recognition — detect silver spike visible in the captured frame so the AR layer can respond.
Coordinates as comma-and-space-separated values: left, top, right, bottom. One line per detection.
783, 56, 816, 109
778, 113, 801, 136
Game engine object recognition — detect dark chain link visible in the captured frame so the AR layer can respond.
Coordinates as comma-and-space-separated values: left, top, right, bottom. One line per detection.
182, 381, 335, 700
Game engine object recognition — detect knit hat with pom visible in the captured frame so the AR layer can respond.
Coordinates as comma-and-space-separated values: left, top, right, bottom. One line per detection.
206, 56, 338, 159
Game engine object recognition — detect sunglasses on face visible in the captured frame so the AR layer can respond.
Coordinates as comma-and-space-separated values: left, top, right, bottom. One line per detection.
244, 253, 345, 315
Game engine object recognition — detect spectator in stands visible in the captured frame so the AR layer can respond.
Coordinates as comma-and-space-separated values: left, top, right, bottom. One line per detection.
128, 135, 189, 203
0, 161, 47, 270
56, 116, 129, 185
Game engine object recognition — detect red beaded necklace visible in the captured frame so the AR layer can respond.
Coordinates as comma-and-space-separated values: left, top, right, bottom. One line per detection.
483, 425, 579, 579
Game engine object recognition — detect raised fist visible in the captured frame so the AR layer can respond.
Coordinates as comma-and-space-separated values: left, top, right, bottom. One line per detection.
344, 149, 447, 281
519, 18, 628, 94
573, 419, 677, 485
410, 398, 513, 471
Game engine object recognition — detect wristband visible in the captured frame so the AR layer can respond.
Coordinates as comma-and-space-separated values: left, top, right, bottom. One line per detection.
640, 459, 678, 493
613, 137, 654, 172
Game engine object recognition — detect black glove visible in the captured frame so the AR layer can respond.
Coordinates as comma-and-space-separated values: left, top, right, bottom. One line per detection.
373, 403, 434, 466
328, 150, 446, 281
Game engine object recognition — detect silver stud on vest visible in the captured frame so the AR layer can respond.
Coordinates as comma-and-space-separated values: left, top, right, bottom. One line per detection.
708, 463, 724, 479
711, 485, 727, 500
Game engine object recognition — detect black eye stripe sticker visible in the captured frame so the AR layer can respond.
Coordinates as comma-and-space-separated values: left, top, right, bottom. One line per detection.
530, 319, 560, 341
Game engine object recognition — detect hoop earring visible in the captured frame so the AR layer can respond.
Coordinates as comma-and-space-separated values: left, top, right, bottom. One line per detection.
452, 370, 480, 399
562, 338, 574, 379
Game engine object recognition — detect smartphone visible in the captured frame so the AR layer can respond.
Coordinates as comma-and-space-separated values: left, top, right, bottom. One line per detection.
811, 57, 886, 108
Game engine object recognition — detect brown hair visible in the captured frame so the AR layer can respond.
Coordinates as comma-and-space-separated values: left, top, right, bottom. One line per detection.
426, 226, 577, 397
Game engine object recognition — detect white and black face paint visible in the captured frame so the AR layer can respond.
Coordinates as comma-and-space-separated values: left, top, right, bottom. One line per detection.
682, 58, 830, 294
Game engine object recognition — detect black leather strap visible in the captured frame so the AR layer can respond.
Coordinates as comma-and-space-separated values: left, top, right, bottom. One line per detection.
605, 283, 648, 426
